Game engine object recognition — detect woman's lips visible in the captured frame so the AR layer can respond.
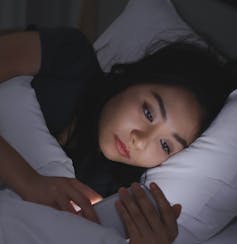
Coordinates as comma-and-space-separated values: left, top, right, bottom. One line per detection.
114, 134, 130, 159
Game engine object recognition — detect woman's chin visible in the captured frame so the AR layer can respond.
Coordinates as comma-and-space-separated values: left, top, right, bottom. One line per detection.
100, 148, 129, 165
99, 145, 116, 161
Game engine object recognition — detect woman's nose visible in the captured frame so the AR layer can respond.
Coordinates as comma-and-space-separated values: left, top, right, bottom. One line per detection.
130, 129, 150, 150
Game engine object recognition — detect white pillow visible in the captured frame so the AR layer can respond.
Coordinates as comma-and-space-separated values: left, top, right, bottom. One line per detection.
0, 76, 74, 178
94, 0, 237, 242
94, 0, 204, 72
144, 90, 237, 242
0, 79, 127, 244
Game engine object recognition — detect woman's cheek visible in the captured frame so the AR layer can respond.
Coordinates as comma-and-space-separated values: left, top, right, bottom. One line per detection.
142, 148, 167, 168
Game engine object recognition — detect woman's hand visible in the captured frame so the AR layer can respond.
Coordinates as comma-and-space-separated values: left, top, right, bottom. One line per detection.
21, 174, 102, 223
116, 182, 181, 244
0, 136, 101, 222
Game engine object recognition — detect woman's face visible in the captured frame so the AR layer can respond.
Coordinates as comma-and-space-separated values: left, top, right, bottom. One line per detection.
98, 83, 204, 168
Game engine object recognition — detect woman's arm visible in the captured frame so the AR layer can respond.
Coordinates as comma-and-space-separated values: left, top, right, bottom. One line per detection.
0, 31, 41, 82
0, 136, 39, 195
0, 136, 101, 222
0, 28, 102, 218
0, 28, 101, 136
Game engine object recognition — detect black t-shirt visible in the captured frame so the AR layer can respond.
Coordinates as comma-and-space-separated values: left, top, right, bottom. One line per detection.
31, 27, 103, 136
30, 28, 145, 197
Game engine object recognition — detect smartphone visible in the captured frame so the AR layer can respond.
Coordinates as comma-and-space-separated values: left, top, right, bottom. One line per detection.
93, 184, 159, 239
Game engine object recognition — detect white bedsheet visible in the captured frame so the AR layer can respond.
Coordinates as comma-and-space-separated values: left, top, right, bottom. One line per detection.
0, 78, 236, 243
0, 190, 127, 244
1, 188, 236, 244
175, 221, 237, 244
203, 219, 237, 244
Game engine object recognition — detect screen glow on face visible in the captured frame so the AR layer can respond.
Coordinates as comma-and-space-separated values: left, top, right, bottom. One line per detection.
98, 83, 203, 168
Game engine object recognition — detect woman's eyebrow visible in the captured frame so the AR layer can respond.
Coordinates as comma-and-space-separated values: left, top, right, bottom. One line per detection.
151, 91, 167, 120
151, 91, 188, 149
172, 133, 188, 149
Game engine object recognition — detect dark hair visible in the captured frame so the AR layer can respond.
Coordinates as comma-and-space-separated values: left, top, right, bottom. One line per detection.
64, 42, 235, 197
106, 42, 234, 134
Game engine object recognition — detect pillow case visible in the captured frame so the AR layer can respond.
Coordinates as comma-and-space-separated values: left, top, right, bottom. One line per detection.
94, 0, 237, 242
93, 0, 204, 72
0, 76, 74, 178
172, 0, 237, 60
144, 89, 237, 242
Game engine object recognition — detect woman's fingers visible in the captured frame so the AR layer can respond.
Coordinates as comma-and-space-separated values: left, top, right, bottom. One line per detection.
56, 196, 77, 214
172, 204, 182, 219
117, 187, 151, 235
149, 182, 174, 223
116, 183, 181, 244
115, 199, 140, 238
69, 179, 103, 204
149, 182, 180, 241
129, 183, 163, 231
20, 175, 101, 222
65, 183, 100, 223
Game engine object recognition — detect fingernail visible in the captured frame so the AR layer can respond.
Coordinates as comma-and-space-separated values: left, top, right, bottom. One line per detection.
115, 200, 122, 209
131, 182, 141, 190
150, 182, 157, 190
119, 187, 129, 197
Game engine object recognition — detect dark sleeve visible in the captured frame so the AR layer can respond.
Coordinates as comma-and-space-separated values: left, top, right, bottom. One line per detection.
30, 27, 103, 136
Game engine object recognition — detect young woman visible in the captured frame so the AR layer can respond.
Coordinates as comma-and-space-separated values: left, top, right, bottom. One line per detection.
0, 27, 233, 243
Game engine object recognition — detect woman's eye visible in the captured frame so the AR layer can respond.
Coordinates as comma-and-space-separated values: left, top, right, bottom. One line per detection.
143, 103, 153, 122
160, 139, 170, 155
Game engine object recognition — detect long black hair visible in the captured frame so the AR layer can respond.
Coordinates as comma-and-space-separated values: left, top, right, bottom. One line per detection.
107, 43, 234, 133
64, 42, 235, 197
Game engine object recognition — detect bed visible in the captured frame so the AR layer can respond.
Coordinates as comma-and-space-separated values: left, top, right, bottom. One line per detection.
0, 0, 237, 243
